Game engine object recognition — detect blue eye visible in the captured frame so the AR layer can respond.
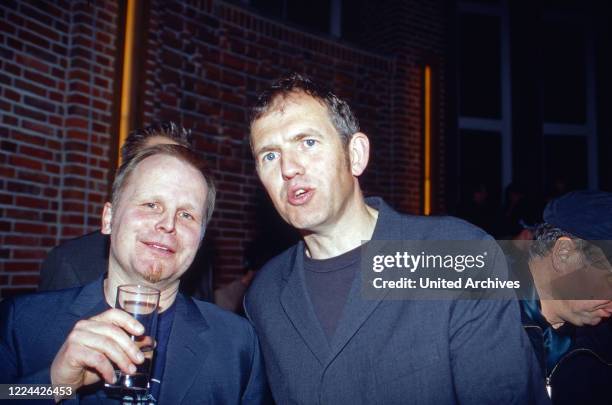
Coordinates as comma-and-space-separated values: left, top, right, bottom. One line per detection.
304, 139, 316, 147
263, 152, 276, 162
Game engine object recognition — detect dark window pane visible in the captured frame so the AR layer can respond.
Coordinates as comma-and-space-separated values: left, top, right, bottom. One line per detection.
459, 14, 501, 118
342, 0, 367, 43
287, 0, 330, 33
543, 135, 588, 195
458, 130, 502, 235
541, 21, 586, 124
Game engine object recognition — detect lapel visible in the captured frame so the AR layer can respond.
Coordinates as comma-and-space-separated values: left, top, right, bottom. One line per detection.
280, 244, 331, 366
328, 264, 389, 361
159, 294, 210, 405
67, 276, 108, 319
278, 198, 404, 367
329, 199, 414, 359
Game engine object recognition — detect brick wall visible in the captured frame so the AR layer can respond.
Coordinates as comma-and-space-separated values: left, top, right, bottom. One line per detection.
0, 0, 118, 297
0, 0, 449, 295
142, 0, 399, 285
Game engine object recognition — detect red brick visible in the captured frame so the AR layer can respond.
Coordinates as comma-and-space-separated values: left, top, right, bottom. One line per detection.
17, 170, 50, 184
14, 105, 47, 121
42, 185, 57, 198
4, 88, 21, 102
4, 235, 40, 246
4, 262, 39, 272
9, 155, 43, 171
14, 221, 48, 234
62, 190, 86, 200
45, 163, 60, 174
24, 70, 56, 88
6, 208, 40, 221
0, 166, 16, 178
4, 61, 22, 75
12, 275, 41, 286
3, 115, 18, 126
60, 214, 84, 225
15, 195, 49, 210
13, 249, 46, 260
14, 78, 47, 97
42, 212, 57, 223
62, 226, 87, 237
7, 181, 42, 195
21, 120, 54, 136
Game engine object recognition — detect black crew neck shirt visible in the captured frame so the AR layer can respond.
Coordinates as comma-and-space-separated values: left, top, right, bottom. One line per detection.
303, 245, 362, 340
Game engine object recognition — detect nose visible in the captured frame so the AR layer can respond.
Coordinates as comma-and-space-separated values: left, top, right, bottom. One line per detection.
155, 211, 176, 234
280, 152, 304, 180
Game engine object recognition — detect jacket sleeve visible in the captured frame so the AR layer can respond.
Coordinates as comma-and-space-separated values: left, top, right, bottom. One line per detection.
0, 298, 53, 385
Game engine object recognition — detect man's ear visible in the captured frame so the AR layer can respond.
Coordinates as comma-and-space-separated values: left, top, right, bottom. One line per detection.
348, 132, 370, 176
551, 236, 583, 273
101, 202, 113, 235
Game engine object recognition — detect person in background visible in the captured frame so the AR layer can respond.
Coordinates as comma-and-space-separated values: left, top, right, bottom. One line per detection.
456, 181, 498, 236
519, 190, 612, 404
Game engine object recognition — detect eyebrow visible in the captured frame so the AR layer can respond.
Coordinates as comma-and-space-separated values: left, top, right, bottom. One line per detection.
134, 193, 202, 214
254, 144, 278, 156
254, 130, 323, 156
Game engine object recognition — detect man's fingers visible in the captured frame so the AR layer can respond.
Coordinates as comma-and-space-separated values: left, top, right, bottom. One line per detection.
73, 319, 145, 366
76, 347, 118, 384
51, 338, 117, 387
75, 330, 139, 375
51, 309, 150, 390
90, 308, 145, 336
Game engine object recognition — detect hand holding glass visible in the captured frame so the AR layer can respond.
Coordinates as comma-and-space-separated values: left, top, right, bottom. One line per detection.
105, 285, 160, 394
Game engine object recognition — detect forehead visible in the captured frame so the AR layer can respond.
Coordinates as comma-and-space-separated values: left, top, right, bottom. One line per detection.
144, 135, 179, 148
250, 93, 337, 147
121, 154, 207, 207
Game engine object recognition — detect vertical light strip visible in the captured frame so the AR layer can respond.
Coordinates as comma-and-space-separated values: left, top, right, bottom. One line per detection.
117, 0, 137, 165
423, 65, 432, 215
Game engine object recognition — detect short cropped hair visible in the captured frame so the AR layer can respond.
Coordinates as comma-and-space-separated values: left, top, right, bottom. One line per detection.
529, 223, 607, 268
529, 223, 581, 259
121, 121, 193, 162
111, 144, 216, 225
249, 72, 360, 147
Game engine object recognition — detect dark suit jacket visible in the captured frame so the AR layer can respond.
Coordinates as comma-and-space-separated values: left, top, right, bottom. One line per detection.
1, 278, 271, 404
245, 197, 548, 404
39, 232, 109, 292
39, 232, 213, 301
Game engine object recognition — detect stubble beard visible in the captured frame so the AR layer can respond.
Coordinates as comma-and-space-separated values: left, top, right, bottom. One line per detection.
143, 261, 164, 283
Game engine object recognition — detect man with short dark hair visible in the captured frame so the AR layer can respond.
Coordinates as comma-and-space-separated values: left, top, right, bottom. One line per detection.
520, 190, 612, 404
245, 72, 546, 404
1, 144, 270, 403
39, 122, 213, 301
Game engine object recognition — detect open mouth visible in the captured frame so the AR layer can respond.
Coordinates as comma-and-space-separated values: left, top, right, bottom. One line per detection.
288, 187, 313, 206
